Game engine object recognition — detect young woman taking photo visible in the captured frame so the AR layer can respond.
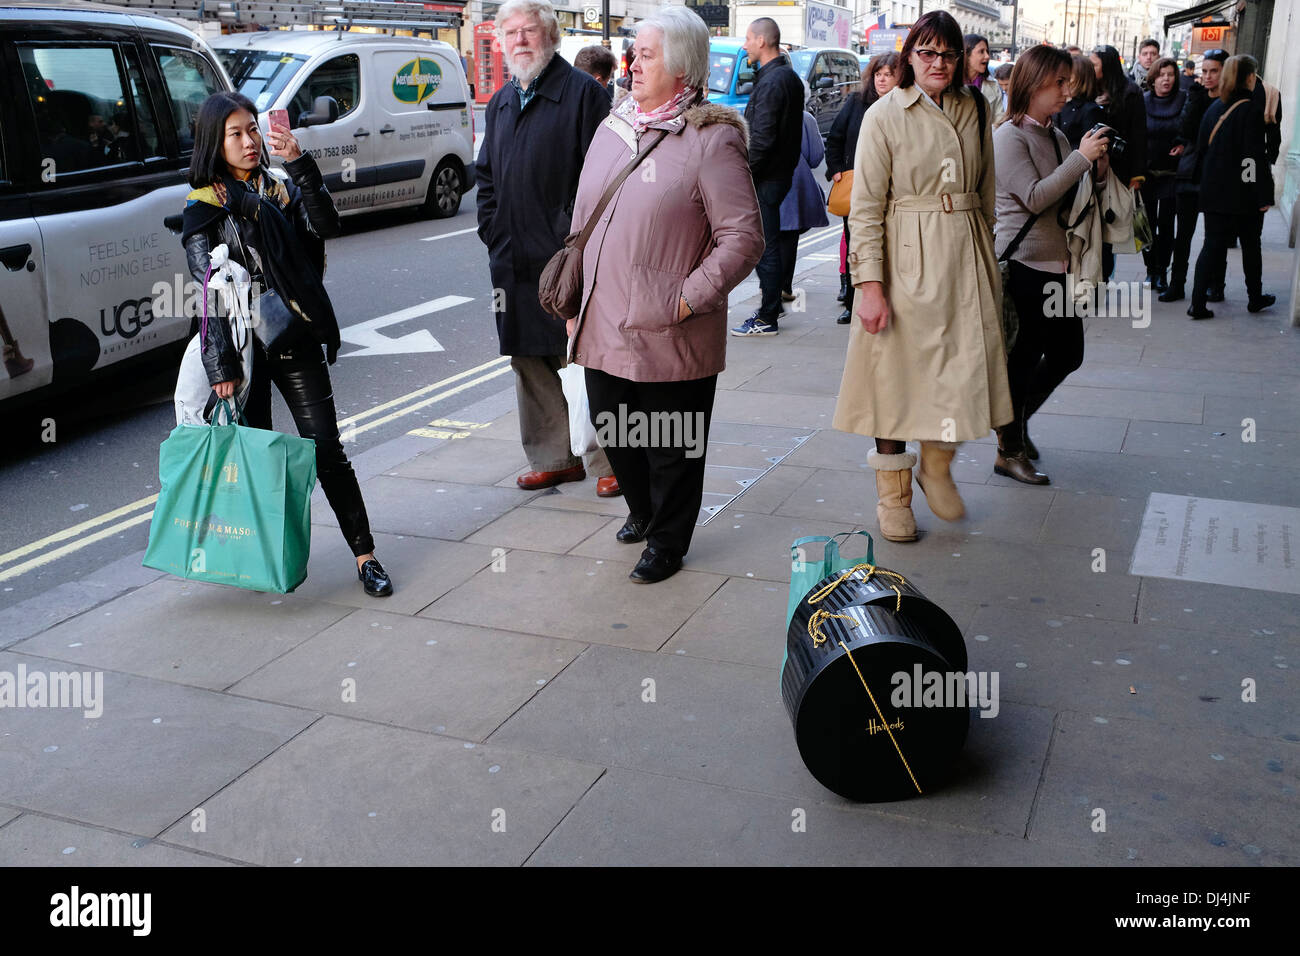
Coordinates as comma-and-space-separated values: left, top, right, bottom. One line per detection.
181, 91, 394, 598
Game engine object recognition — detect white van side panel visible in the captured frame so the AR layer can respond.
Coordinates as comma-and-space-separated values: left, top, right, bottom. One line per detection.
0, 218, 52, 402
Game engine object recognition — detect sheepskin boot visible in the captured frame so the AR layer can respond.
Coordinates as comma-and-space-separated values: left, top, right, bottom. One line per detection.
869, 450, 918, 542
916, 441, 966, 521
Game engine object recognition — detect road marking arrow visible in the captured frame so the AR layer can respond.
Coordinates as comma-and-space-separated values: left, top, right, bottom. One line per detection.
339, 295, 472, 356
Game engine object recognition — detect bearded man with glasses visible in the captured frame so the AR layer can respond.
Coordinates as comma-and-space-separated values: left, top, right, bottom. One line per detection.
475, 0, 619, 496
832, 10, 1011, 543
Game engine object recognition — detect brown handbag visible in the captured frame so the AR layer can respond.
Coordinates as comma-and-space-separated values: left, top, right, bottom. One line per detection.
538, 130, 667, 321
827, 170, 853, 217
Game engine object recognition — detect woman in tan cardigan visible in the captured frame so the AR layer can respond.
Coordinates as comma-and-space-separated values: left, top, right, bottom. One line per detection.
833, 11, 1009, 543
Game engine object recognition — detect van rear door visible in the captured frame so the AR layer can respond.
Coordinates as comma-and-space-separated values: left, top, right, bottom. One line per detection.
0, 202, 51, 404
285, 51, 376, 212
369, 47, 466, 211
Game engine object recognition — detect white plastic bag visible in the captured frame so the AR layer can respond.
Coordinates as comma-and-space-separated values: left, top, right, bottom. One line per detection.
174, 244, 254, 425
558, 362, 599, 457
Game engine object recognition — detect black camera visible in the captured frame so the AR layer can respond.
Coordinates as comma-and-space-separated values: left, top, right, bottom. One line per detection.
1089, 122, 1127, 158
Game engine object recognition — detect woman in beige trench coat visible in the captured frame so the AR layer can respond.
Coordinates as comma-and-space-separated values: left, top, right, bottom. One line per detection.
833, 9, 1013, 543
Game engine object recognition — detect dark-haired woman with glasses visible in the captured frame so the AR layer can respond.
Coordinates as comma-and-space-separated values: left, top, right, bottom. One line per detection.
180, 91, 393, 598
833, 10, 1011, 543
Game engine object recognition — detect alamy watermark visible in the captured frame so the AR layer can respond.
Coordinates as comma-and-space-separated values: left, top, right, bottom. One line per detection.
0, 665, 103, 718
593, 404, 707, 459
890, 665, 999, 718
1044, 277, 1151, 328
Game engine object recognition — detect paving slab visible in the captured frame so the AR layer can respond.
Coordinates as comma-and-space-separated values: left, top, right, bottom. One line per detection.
490, 644, 1054, 838
0, 807, 19, 828
662, 576, 789, 668
293, 529, 497, 616
722, 465, 816, 515
160, 716, 603, 866
1065, 363, 1263, 398
0, 651, 314, 834
715, 356, 771, 390
1122, 421, 1297, 469
12, 576, 351, 690
1037, 491, 1145, 553
1199, 393, 1300, 436
527, 768, 1104, 866
388, 435, 529, 485
465, 507, 612, 554
968, 413, 1131, 455
776, 468, 1055, 545
230, 609, 583, 740
314, 475, 539, 540
1028, 712, 1298, 865
711, 389, 837, 429
1037, 384, 1203, 423
739, 363, 846, 397
0, 815, 236, 866
519, 480, 631, 518
421, 549, 724, 650
963, 606, 1297, 739
1136, 575, 1300, 634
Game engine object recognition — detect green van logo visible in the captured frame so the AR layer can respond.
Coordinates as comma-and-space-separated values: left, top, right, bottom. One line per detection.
393, 58, 442, 103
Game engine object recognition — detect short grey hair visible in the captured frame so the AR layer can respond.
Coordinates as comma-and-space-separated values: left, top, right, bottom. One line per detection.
636, 5, 710, 90
495, 0, 561, 47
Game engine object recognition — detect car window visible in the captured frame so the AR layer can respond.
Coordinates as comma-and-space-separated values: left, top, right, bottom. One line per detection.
836, 54, 861, 86
19, 43, 160, 178
154, 46, 225, 154
218, 49, 309, 114
707, 52, 735, 95
789, 50, 814, 76
810, 54, 833, 89
289, 54, 361, 127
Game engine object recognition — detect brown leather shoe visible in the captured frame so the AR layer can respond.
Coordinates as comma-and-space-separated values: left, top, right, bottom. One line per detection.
596, 476, 621, 497
516, 465, 585, 490
994, 452, 1049, 485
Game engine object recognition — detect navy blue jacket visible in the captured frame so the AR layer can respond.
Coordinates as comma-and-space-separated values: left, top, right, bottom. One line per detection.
1195, 91, 1273, 215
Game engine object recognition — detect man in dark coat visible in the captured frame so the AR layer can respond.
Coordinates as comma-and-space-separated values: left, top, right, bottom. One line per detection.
476, 0, 615, 493
732, 16, 804, 337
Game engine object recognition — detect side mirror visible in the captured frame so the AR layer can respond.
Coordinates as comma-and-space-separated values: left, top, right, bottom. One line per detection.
815, 75, 834, 90
297, 95, 339, 128
736, 80, 754, 96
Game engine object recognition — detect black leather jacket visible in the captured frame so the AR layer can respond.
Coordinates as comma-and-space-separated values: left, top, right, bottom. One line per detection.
184, 153, 340, 385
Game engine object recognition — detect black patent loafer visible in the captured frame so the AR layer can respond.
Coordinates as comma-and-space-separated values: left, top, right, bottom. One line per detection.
629, 546, 682, 584
616, 515, 649, 543
358, 558, 393, 597
1248, 294, 1276, 313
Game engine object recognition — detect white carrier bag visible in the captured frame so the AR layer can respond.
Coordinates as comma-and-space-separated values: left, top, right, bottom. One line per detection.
174, 244, 254, 425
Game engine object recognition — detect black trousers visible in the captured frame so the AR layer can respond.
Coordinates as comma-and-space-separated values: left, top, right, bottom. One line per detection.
778, 230, 799, 294
754, 179, 788, 321
584, 367, 716, 557
1140, 185, 1177, 278
1006, 261, 1085, 425
1169, 190, 1201, 285
246, 338, 375, 558
1191, 211, 1265, 311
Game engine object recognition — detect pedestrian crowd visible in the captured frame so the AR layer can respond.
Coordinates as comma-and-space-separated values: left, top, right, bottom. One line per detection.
171, 1, 1287, 596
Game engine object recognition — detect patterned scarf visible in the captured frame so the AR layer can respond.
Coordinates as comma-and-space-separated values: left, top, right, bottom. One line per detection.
615, 85, 701, 133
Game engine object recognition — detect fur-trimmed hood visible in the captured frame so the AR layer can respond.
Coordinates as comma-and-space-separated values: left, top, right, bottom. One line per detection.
683, 100, 749, 147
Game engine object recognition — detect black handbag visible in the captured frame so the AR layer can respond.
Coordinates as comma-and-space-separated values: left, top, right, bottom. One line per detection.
538, 130, 667, 321
254, 286, 299, 352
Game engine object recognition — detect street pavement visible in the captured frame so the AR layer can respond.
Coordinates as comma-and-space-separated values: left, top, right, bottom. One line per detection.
0, 214, 1296, 866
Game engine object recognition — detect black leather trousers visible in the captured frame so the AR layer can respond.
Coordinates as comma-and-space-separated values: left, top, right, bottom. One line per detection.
245, 337, 374, 557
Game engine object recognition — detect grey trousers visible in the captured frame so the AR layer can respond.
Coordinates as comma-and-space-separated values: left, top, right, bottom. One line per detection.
511, 355, 612, 476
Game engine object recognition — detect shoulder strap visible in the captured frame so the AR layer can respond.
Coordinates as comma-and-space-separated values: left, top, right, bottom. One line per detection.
572, 129, 668, 252
1208, 99, 1247, 146
972, 85, 987, 144
999, 126, 1066, 263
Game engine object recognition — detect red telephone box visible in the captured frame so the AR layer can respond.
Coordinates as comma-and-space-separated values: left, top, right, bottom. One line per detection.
474, 21, 511, 104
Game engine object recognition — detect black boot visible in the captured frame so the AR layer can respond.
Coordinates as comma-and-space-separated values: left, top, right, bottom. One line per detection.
1247, 293, 1276, 313
1158, 271, 1185, 302
837, 285, 853, 324
1152, 270, 1168, 294
836, 272, 849, 303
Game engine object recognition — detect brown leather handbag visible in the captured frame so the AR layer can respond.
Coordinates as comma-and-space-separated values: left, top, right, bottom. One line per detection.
538, 130, 667, 320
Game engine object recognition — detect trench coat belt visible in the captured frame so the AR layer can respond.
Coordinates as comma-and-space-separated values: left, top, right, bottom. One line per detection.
889, 192, 980, 213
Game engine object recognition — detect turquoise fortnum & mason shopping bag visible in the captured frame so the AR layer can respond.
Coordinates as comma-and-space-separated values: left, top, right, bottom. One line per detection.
143, 399, 317, 593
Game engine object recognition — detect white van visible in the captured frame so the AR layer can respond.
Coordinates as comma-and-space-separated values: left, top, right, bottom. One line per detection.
0, 3, 232, 410
210, 31, 474, 219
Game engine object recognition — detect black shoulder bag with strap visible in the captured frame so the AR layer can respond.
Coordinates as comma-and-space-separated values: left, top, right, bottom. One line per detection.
539, 129, 668, 321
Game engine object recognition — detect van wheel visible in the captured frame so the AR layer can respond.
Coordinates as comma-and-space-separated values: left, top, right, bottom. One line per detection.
423, 159, 463, 219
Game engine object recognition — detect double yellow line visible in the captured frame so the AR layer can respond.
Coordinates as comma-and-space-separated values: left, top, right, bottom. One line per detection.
0, 356, 515, 585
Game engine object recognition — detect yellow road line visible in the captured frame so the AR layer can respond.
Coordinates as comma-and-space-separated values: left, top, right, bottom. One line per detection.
337, 355, 510, 428
0, 511, 155, 584
0, 494, 158, 569
408, 428, 472, 439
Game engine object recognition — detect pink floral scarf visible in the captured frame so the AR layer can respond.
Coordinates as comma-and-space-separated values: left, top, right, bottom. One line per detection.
615, 86, 701, 133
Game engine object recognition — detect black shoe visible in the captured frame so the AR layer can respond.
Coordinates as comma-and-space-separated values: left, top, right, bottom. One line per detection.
616, 515, 649, 543
836, 273, 849, 303
358, 558, 393, 597
1206, 289, 1225, 303
1247, 293, 1276, 313
836, 307, 851, 324
629, 546, 682, 584
1157, 284, 1184, 302
1152, 272, 1168, 294
1187, 306, 1214, 320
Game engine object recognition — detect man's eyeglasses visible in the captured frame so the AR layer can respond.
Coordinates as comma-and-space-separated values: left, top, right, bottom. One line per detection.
502, 25, 541, 40
914, 49, 962, 65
